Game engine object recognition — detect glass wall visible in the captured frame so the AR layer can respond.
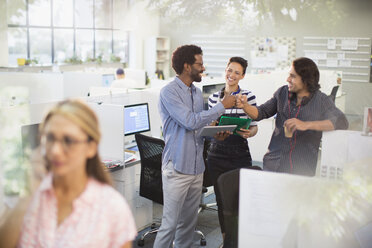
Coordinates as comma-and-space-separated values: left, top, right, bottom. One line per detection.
7, 27, 27, 66
54, 29, 74, 63
29, 28, 51, 64
7, 0, 129, 66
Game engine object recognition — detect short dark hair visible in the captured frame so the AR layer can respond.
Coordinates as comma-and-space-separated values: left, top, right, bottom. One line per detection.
116, 68, 124, 75
228, 57, 248, 75
292, 57, 320, 93
172, 45, 203, 75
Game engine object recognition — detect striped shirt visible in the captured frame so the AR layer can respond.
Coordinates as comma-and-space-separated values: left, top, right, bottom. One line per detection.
256, 85, 349, 176
208, 86, 257, 126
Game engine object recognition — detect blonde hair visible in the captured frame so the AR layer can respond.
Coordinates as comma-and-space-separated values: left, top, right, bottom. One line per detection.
40, 99, 112, 185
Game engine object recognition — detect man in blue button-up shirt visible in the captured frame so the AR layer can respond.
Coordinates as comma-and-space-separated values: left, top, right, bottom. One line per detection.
154, 45, 236, 248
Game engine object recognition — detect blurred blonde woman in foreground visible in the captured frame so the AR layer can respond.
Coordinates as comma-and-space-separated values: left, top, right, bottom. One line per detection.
17, 99, 137, 248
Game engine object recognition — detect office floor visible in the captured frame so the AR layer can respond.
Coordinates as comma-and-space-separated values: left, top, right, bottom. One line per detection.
132, 193, 223, 248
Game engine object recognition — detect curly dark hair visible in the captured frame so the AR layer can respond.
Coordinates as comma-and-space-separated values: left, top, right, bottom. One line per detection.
292, 57, 320, 93
228, 57, 248, 75
172, 45, 203, 75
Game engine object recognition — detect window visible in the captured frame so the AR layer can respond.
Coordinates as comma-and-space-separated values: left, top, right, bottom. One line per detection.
7, 27, 27, 66
75, 0, 94, 28
54, 29, 74, 63
114, 30, 129, 63
28, 0, 51, 26
95, 0, 112, 29
7, 0, 129, 66
53, 0, 73, 27
76, 29, 94, 61
7, 0, 26, 25
29, 28, 52, 64
96, 30, 113, 60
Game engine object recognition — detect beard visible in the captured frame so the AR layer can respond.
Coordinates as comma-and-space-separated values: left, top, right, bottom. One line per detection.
190, 68, 202, 82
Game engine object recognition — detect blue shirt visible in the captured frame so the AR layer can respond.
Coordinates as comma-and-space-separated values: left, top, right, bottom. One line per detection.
158, 77, 225, 175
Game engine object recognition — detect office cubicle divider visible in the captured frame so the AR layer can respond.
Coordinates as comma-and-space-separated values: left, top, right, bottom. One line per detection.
63, 72, 102, 98
86, 88, 163, 140
88, 103, 125, 162
0, 72, 64, 106
239, 162, 372, 248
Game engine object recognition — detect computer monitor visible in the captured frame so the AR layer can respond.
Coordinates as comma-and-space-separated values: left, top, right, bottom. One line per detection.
202, 83, 225, 110
102, 74, 115, 87
21, 123, 40, 158
124, 103, 151, 137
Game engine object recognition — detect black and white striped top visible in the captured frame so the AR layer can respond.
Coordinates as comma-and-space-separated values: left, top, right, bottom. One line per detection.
208, 86, 257, 126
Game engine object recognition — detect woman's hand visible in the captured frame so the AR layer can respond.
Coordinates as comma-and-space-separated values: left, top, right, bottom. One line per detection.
236, 128, 251, 139
236, 94, 248, 109
213, 131, 232, 141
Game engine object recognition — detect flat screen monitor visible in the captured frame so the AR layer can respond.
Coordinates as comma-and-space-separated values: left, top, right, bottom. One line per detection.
124, 103, 151, 136
102, 74, 115, 87
202, 83, 225, 110
21, 123, 40, 158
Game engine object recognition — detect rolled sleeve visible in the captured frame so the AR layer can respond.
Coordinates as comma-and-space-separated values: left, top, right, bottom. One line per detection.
160, 87, 225, 130
321, 95, 349, 130
256, 92, 279, 121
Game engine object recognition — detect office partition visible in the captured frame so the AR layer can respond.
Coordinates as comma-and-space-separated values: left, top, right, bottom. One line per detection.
63, 72, 101, 98
239, 168, 371, 248
88, 103, 125, 161
0, 72, 63, 105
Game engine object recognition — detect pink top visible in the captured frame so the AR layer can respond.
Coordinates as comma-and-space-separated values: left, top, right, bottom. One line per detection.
18, 174, 137, 248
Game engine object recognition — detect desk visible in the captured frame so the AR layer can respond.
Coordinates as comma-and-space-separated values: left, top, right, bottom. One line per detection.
109, 154, 153, 231
239, 168, 372, 248
320, 130, 372, 179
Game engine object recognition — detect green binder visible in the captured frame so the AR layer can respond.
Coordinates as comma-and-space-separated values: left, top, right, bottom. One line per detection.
218, 116, 252, 134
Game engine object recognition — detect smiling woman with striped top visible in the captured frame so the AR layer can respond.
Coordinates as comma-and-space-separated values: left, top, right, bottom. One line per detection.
207, 56, 259, 243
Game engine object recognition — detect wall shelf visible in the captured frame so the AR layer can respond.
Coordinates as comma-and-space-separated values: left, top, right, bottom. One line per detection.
192, 35, 247, 77
303, 37, 371, 84
145, 36, 170, 79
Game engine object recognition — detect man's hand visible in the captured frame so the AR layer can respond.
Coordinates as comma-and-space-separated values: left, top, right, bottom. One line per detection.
236, 94, 248, 109
221, 94, 236, 109
284, 118, 335, 132
209, 120, 218, 126
213, 131, 232, 141
284, 118, 309, 133
235, 128, 251, 139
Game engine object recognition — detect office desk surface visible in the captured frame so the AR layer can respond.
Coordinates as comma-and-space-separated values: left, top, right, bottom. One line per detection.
109, 155, 153, 231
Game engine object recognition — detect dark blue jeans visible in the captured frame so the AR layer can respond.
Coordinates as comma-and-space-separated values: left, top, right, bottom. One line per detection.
206, 141, 252, 234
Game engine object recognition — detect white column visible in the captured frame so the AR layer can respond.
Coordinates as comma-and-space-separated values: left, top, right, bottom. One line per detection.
114, 0, 159, 69
0, 0, 6, 217
0, 0, 8, 67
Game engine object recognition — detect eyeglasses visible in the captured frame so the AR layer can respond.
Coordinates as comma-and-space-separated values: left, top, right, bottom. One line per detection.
193, 62, 204, 67
41, 133, 90, 153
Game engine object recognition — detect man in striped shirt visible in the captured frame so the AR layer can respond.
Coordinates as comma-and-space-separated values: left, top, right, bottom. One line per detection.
237, 57, 348, 176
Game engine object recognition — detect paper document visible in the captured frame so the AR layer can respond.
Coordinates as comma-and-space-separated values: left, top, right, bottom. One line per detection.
239, 170, 312, 247
124, 151, 136, 163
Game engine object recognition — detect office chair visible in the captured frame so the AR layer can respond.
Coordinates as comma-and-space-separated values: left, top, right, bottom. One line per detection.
135, 133, 164, 246
135, 133, 207, 247
329, 85, 339, 103
217, 166, 262, 248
